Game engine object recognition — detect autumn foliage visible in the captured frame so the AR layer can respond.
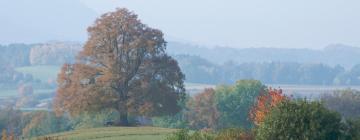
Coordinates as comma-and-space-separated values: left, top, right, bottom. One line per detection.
250, 88, 287, 125
54, 8, 185, 125
186, 88, 219, 130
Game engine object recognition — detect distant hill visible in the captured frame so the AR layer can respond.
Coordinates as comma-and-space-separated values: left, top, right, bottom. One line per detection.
1, 41, 360, 85
0, 42, 83, 66
167, 42, 360, 68
30, 42, 82, 65
0, 0, 97, 44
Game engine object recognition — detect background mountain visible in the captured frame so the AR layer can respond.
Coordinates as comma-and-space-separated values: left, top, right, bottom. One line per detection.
167, 42, 360, 68
1, 42, 360, 85
0, 0, 97, 44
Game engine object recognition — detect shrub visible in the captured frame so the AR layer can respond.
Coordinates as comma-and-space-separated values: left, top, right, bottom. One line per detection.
256, 100, 343, 140
321, 89, 360, 119
186, 88, 219, 130
249, 88, 287, 125
341, 118, 360, 140
152, 114, 188, 129
215, 128, 254, 140
22, 111, 70, 138
165, 129, 214, 140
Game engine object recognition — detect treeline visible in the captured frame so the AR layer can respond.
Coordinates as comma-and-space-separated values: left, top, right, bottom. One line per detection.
0, 42, 81, 67
175, 55, 360, 85
161, 80, 360, 140
167, 42, 360, 68
0, 65, 35, 89
0, 44, 32, 67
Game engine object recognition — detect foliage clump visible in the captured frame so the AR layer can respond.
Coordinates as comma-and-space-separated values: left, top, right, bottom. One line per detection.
256, 100, 343, 140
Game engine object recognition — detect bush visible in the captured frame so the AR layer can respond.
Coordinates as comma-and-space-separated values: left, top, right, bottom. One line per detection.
256, 100, 343, 140
321, 89, 360, 119
166, 128, 254, 140
215, 128, 254, 140
341, 118, 360, 140
152, 95, 189, 129
22, 111, 70, 138
152, 114, 188, 129
165, 129, 214, 140
0, 108, 22, 137
186, 88, 219, 130
68, 110, 118, 129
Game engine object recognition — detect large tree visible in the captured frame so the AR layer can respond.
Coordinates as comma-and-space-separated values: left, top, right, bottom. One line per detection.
54, 8, 185, 125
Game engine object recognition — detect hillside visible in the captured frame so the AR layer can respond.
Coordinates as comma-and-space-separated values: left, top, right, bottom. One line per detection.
167, 42, 360, 68
37, 127, 176, 140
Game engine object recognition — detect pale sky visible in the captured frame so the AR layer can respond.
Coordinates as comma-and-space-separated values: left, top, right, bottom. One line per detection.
80, 0, 360, 49
1, 0, 359, 49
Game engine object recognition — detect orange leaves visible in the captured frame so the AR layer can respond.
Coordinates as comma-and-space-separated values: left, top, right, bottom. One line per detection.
186, 88, 220, 130
250, 88, 287, 126
54, 8, 185, 123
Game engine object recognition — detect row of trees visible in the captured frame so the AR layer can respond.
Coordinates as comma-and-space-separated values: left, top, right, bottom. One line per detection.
176, 55, 360, 85
2, 80, 360, 139
165, 85, 360, 140
153, 80, 284, 130
0, 65, 35, 89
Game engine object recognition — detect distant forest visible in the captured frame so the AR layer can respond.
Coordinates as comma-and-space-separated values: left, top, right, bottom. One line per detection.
1, 42, 360, 85
175, 55, 360, 85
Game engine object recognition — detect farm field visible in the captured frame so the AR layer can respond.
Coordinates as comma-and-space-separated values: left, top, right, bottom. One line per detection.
36, 127, 177, 140
15, 65, 61, 82
0, 89, 54, 98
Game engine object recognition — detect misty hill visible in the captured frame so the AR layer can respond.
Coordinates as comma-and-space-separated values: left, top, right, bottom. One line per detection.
0, 42, 82, 66
1, 41, 360, 85
167, 42, 360, 68
174, 55, 360, 85
30, 42, 82, 65
0, 0, 97, 44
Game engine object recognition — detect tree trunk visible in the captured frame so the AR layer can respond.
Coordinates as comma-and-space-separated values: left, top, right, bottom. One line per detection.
117, 99, 129, 126
119, 111, 129, 126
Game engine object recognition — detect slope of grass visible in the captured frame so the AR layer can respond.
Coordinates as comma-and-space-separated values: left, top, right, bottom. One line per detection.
37, 127, 176, 140
15, 65, 61, 82
0, 89, 54, 98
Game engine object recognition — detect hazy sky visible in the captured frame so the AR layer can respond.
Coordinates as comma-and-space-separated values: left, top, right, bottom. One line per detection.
80, 0, 360, 49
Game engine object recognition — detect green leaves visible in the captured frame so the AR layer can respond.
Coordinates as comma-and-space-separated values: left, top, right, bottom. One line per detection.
256, 100, 342, 140
215, 80, 265, 129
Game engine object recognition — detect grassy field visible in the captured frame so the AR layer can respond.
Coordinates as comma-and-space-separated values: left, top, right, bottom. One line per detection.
0, 89, 54, 99
37, 127, 176, 140
15, 65, 61, 82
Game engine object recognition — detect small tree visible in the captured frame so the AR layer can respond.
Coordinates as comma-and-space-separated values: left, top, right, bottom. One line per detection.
7, 131, 13, 140
54, 8, 185, 125
256, 100, 343, 140
1, 130, 7, 140
215, 80, 266, 129
321, 89, 360, 119
186, 88, 219, 130
250, 88, 286, 125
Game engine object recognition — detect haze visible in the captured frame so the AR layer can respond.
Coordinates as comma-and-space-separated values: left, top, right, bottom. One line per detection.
1, 0, 360, 49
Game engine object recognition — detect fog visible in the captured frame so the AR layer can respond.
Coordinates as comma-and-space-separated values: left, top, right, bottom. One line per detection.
1, 0, 360, 48
89, 0, 360, 49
